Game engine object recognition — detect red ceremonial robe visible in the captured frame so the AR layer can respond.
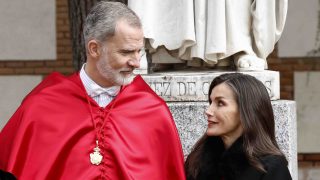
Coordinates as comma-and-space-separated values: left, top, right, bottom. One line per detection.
0, 72, 186, 180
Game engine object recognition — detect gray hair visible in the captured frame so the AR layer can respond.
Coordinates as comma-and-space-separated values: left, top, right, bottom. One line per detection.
83, 1, 142, 50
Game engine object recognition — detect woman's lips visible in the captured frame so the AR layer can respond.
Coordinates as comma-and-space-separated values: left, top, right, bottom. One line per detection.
208, 120, 218, 126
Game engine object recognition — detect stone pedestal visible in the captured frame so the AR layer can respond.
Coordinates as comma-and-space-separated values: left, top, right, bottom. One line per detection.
167, 101, 297, 180
141, 70, 297, 180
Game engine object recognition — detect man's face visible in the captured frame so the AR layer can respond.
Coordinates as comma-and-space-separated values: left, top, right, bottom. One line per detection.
96, 19, 144, 87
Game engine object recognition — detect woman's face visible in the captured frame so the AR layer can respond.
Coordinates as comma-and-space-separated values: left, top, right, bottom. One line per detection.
205, 83, 243, 142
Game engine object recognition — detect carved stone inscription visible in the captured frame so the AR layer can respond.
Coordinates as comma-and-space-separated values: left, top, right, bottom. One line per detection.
149, 81, 210, 99
149, 82, 171, 96
142, 71, 280, 101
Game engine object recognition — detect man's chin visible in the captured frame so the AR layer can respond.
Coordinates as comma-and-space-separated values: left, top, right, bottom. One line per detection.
119, 75, 135, 86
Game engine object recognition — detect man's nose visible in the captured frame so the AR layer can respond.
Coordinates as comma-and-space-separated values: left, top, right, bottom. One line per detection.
128, 55, 140, 68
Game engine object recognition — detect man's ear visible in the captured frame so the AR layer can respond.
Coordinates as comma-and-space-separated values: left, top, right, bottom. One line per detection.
87, 40, 101, 58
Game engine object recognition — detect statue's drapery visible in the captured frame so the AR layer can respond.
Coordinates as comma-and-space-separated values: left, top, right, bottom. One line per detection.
128, 0, 287, 66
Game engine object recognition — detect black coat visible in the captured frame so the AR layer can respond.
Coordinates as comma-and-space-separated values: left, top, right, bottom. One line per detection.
187, 137, 292, 180
0, 170, 16, 180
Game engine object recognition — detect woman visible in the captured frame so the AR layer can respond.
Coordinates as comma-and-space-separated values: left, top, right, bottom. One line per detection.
185, 73, 292, 180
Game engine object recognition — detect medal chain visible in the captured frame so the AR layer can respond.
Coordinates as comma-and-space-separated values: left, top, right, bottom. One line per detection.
85, 92, 118, 165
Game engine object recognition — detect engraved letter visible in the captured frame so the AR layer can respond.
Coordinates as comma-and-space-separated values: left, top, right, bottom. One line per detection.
178, 82, 187, 96
187, 82, 196, 95
154, 82, 163, 96
163, 82, 171, 96
264, 81, 273, 98
202, 82, 210, 95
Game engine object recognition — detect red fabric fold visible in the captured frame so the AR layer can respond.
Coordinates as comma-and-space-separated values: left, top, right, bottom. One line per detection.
0, 72, 186, 180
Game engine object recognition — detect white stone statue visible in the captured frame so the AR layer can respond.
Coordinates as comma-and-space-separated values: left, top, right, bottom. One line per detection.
128, 0, 288, 71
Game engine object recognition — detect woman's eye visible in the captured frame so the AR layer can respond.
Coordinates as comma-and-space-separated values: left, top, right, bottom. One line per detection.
217, 101, 224, 107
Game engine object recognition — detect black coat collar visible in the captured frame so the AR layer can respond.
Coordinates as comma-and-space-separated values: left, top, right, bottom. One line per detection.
193, 136, 292, 180
198, 136, 250, 180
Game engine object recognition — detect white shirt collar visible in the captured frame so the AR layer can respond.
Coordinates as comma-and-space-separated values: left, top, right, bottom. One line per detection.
79, 64, 120, 98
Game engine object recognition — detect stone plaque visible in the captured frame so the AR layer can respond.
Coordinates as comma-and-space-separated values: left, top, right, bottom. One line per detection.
142, 70, 280, 101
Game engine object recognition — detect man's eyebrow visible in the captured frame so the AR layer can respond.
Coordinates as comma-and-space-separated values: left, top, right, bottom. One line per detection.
119, 47, 144, 52
118, 49, 135, 53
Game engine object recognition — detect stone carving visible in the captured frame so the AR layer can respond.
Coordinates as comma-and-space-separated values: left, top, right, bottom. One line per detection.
128, 0, 288, 71
142, 71, 280, 101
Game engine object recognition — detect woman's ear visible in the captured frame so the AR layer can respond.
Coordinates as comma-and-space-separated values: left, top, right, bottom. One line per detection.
87, 40, 101, 58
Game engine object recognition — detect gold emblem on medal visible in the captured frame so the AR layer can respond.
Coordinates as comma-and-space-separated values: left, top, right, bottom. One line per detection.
90, 140, 103, 165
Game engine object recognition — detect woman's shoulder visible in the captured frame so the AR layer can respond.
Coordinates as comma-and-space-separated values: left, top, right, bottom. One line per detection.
259, 155, 292, 180
260, 155, 287, 167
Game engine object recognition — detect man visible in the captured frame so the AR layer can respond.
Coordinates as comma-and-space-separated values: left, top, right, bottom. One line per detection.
0, 2, 186, 179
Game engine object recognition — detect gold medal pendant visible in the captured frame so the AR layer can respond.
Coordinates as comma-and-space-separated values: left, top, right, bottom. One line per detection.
90, 140, 103, 165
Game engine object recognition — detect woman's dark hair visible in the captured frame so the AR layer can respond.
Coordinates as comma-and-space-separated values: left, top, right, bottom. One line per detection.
185, 73, 287, 178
